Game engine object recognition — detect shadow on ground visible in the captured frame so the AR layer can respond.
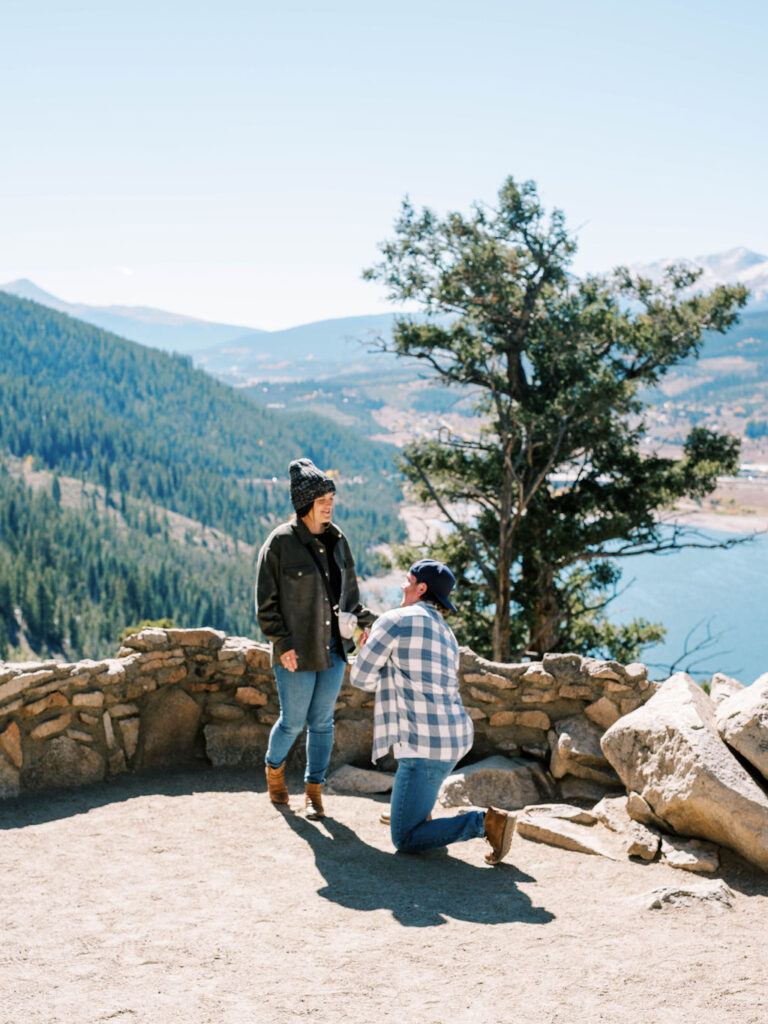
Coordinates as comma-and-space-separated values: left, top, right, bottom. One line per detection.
3, 765, 766, 912
0, 764, 257, 829
280, 806, 556, 928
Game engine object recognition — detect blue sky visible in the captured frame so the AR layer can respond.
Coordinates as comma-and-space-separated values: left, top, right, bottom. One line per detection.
1, 0, 766, 329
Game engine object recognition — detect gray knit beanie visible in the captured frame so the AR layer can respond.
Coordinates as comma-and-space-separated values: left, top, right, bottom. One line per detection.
289, 458, 336, 512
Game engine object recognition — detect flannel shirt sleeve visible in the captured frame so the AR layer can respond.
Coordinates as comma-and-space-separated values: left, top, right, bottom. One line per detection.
349, 614, 400, 692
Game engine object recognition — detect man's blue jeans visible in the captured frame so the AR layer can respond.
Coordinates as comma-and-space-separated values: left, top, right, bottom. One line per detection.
390, 757, 486, 853
265, 649, 346, 784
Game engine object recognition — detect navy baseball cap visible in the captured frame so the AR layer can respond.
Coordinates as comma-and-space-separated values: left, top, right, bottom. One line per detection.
409, 559, 457, 612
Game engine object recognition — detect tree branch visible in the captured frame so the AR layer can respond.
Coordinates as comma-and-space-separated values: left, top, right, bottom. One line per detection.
404, 453, 498, 590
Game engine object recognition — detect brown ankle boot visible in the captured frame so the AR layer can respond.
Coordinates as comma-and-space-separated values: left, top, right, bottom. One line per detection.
484, 806, 515, 864
304, 782, 325, 819
265, 762, 289, 804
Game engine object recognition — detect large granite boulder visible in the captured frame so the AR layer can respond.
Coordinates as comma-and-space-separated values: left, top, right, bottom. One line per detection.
715, 672, 768, 782
601, 672, 768, 873
439, 755, 556, 810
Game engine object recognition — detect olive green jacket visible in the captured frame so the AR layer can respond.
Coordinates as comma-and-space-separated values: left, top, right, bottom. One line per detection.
255, 518, 375, 671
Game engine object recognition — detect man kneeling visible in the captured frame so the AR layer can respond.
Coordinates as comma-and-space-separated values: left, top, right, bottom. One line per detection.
349, 559, 514, 864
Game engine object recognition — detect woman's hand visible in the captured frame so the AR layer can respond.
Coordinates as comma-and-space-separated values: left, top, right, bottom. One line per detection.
280, 649, 298, 672
358, 629, 370, 647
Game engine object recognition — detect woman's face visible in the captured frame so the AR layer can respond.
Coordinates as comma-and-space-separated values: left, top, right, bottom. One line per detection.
302, 492, 334, 534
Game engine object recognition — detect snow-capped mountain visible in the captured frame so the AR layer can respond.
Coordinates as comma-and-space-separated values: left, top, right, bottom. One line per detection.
626, 247, 768, 309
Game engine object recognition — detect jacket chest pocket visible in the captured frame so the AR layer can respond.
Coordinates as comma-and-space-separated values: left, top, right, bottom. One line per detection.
283, 562, 316, 585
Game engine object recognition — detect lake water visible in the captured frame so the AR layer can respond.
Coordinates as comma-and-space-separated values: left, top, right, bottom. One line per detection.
362, 526, 768, 685
608, 526, 768, 684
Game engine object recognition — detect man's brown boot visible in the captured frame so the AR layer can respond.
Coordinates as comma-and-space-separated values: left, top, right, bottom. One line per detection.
305, 782, 325, 819
484, 806, 515, 864
265, 762, 289, 804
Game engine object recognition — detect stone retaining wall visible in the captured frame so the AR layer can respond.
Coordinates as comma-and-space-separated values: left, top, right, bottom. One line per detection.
0, 627, 656, 802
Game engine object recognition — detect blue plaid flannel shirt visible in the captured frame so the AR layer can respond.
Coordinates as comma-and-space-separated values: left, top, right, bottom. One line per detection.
349, 601, 474, 762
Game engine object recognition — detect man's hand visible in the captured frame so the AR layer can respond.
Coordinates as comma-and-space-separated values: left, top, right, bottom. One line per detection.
358, 629, 370, 647
280, 649, 298, 672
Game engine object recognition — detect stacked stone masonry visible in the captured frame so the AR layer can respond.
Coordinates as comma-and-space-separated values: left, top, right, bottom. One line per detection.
0, 628, 656, 802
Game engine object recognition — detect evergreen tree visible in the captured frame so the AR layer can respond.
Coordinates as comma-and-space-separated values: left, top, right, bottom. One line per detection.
365, 176, 749, 661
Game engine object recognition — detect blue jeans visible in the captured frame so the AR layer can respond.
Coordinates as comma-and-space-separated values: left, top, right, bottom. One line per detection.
390, 757, 486, 853
265, 649, 346, 784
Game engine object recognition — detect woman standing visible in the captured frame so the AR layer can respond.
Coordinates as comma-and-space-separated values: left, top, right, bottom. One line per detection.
256, 458, 375, 817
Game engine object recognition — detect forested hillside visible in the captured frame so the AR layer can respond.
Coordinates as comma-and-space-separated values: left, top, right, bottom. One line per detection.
0, 464, 259, 660
0, 293, 404, 659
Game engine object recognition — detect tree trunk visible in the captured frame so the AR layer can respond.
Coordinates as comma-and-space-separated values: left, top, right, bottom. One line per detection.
492, 461, 515, 662
525, 556, 560, 654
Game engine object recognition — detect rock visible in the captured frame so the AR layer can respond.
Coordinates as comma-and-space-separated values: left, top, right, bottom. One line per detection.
489, 710, 551, 730
22, 736, 105, 791
715, 672, 768, 781
549, 715, 621, 786
636, 880, 734, 911
591, 795, 660, 861
542, 653, 582, 683
584, 696, 621, 729
0, 721, 23, 768
166, 628, 226, 649
30, 713, 71, 740
459, 648, 527, 689
72, 692, 105, 708
206, 703, 246, 722
626, 829, 661, 862
235, 687, 268, 707
626, 791, 667, 831
624, 662, 648, 684
108, 703, 140, 718
516, 806, 626, 860
557, 776, 618, 804
327, 764, 395, 793
601, 671, 768, 873
584, 658, 624, 682
469, 686, 501, 704
204, 721, 271, 768
21, 691, 68, 717
519, 802, 597, 825
330, 719, 373, 768
118, 718, 140, 761
0, 756, 21, 798
709, 672, 744, 707
660, 836, 719, 874
438, 755, 556, 811
135, 687, 202, 771
121, 628, 171, 651
520, 665, 555, 688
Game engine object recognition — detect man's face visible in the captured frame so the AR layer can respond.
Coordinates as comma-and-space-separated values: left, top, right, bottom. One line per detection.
401, 572, 426, 607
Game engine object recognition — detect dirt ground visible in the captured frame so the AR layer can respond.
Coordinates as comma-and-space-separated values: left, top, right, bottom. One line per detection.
2, 768, 768, 1024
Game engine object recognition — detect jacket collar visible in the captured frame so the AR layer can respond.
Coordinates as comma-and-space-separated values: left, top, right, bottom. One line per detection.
293, 517, 342, 546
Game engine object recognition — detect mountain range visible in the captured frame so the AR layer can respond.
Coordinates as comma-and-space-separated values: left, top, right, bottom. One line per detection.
0, 278, 261, 354
3, 247, 767, 386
